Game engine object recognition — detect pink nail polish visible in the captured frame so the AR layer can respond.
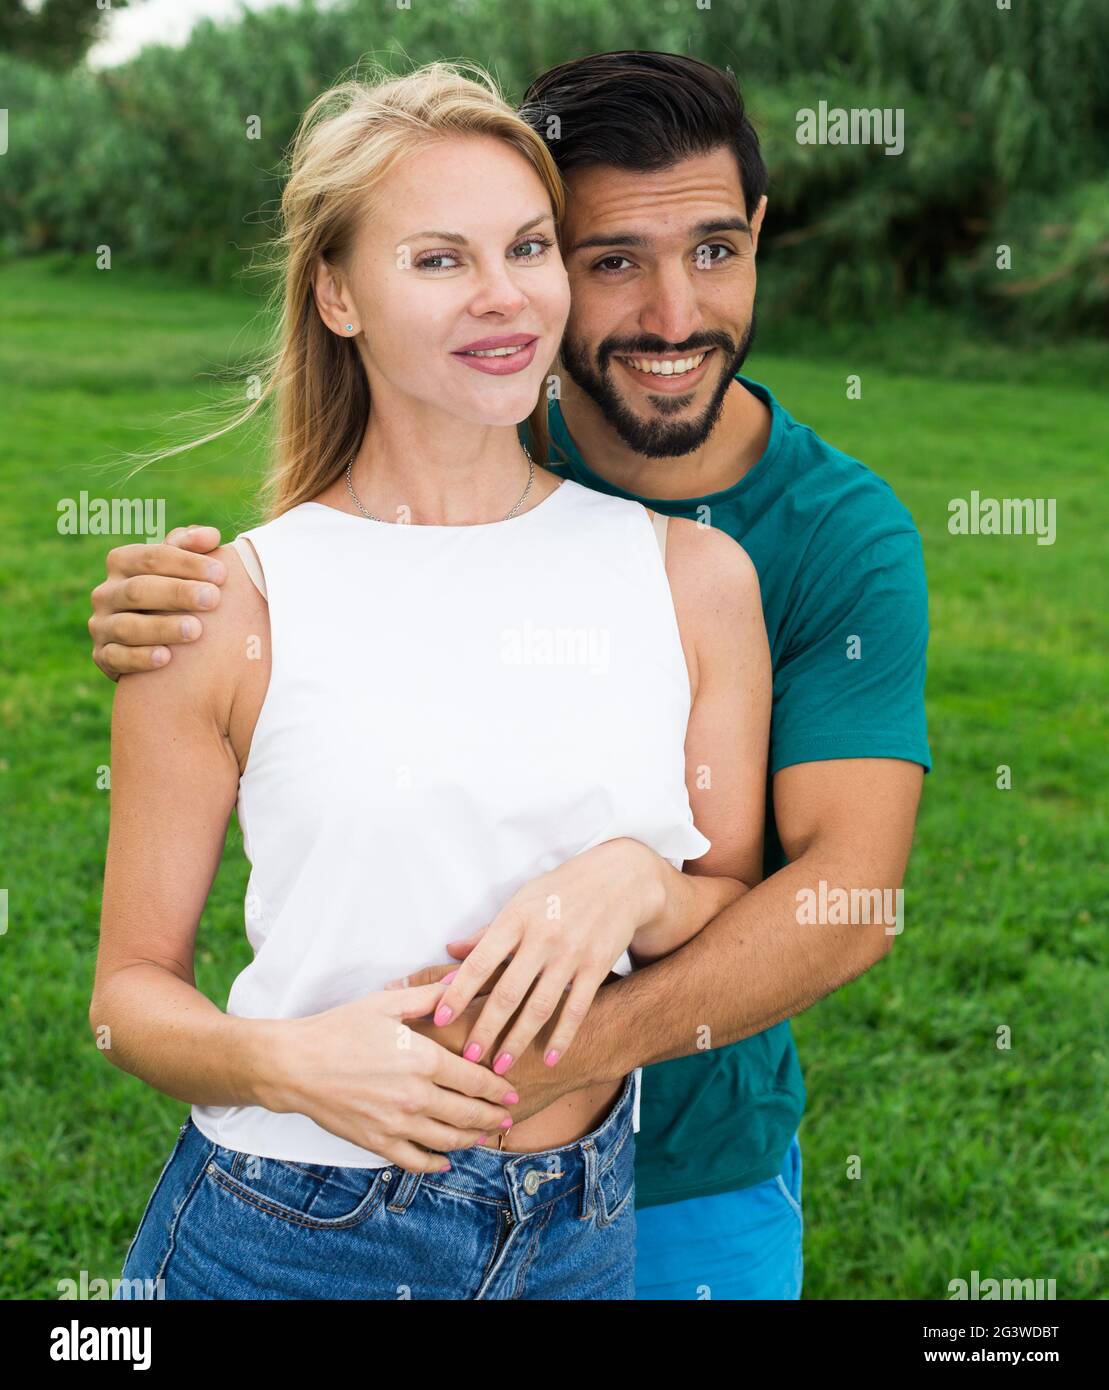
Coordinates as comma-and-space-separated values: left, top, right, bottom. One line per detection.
433, 1004, 453, 1026
476, 1135, 489, 1146
493, 1053, 513, 1075
500, 1118, 513, 1130
463, 1042, 482, 1062
439, 1160, 451, 1172
442, 970, 459, 985
544, 1049, 561, 1067
503, 1090, 519, 1105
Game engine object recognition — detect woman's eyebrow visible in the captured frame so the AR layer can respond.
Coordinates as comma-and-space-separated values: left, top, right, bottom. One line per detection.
569, 216, 751, 255
400, 212, 553, 246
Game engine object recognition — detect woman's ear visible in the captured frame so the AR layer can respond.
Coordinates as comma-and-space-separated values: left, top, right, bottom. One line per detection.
311, 255, 357, 337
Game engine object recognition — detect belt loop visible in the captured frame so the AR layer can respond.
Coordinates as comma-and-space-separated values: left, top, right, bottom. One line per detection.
386, 1167, 423, 1214
579, 1139, 598, 1222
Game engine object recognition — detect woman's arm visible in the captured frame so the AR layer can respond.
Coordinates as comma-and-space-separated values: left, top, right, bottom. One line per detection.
90, 546, 515, 1171
629, 517, 770, 963
90, 548, 267, 1106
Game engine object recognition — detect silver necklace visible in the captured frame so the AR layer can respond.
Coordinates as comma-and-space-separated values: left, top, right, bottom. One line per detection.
345, 446, 536, 524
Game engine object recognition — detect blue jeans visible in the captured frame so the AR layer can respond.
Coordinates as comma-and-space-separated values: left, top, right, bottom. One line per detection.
634, 1131, 803, 1299
117, 1071, 637, 1300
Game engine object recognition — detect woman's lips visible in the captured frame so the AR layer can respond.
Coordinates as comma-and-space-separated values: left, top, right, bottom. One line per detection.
451, 336, 539, 376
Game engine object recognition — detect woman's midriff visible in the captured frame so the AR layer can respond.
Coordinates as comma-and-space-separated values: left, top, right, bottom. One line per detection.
494, 1076, 625, 1152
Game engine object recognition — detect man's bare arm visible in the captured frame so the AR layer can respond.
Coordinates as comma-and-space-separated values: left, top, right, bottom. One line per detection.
427, 758, 922, 1120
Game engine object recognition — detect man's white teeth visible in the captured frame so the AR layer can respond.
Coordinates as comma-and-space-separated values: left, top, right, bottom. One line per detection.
625, 352, 708, 376
463, 344, 526, 357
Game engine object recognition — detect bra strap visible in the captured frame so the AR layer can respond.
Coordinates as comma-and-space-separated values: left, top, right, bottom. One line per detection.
230, 535, 267, 599
650, 508, 670, 563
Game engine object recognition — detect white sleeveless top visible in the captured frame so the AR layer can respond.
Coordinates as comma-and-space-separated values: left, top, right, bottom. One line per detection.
190, 478, 711, 1166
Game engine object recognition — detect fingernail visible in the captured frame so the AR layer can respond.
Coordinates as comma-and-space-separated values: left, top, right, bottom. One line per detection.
151, 647, 169, 666
500, 1118, 513, 1131
544, 1049, 561, 1067
439, 1161, 451, 1172
441, 970, 459, 985
196, 585, 217, 609
493, 1053, 513, 1075
433, 1004, 453, 1026
463, 1042, 482, 1062
476, 1135, 489, 1146
502, 1090, 519, 1105
180, 617, 200, 640
206, 561, 225, 582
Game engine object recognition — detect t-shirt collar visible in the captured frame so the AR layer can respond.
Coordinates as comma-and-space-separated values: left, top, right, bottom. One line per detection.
548, 373, 785, 510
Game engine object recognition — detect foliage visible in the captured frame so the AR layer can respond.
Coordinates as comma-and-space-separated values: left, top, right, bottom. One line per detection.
1, 0, 1106, 330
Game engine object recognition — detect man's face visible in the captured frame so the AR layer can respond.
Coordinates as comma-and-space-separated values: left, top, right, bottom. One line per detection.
558, 147, 766, 458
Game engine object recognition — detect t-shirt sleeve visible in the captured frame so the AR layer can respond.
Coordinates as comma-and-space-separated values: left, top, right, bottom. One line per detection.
770, 527, 931, 774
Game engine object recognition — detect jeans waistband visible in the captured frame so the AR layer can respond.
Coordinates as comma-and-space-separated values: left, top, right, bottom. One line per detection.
384, 1069, 637, 1225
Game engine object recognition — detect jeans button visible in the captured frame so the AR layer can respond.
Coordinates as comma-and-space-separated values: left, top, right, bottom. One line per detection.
523, 1169, 542, 1196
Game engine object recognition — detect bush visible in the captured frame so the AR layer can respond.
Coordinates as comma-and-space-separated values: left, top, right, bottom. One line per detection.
1, 0, 1106, 331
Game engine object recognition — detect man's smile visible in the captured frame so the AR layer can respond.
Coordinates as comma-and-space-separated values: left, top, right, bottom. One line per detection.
613, 346, 717, 395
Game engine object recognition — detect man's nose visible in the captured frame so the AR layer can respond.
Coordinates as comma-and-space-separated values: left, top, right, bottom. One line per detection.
637, 264, 703, 346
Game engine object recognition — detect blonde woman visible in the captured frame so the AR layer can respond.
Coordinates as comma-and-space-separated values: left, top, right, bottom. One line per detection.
94, 63, 770, 1300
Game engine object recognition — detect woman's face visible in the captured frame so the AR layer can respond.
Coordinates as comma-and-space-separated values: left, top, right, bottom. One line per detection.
324, 135, 570, 428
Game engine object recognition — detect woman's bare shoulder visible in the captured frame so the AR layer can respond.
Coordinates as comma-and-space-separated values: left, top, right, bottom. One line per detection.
664, 517, 760, 618
114, 541, 269, 732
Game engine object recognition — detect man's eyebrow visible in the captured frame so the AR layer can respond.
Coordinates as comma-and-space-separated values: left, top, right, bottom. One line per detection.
400, 213, 553, 246
568, 216, 751, 254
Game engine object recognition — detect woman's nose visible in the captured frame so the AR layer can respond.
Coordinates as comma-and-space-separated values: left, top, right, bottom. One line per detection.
469, 262, 529, 319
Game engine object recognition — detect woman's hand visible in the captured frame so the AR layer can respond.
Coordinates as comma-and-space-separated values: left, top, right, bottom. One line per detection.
427, 838, 666, 1076
263, 982, 520, 1173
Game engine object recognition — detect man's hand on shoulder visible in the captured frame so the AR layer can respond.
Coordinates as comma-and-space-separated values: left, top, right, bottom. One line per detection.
89, 524, 225, 680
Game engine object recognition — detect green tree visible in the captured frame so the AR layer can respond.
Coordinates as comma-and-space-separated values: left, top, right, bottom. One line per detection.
0, 0, 139, 72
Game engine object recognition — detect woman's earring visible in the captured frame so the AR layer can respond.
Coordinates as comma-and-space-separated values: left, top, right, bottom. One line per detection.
345, 324, 354, 333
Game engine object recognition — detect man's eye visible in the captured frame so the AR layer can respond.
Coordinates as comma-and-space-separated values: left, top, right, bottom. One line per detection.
693, 243, 735, 267
594, 255, 634, 274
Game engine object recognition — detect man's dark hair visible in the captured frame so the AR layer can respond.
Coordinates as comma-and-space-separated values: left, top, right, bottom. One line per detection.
520, 51, 768, 219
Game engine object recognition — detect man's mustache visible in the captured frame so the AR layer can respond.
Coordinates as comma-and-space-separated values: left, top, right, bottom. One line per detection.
596, 331, 738, 363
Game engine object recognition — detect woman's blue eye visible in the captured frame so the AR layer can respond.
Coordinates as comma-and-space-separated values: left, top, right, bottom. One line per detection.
416, 251, 460, 271
512, 237, 552, 260
416, 238, 551, 272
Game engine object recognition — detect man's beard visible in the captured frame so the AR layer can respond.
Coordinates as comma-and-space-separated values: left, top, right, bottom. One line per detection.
559, 311, 757, 460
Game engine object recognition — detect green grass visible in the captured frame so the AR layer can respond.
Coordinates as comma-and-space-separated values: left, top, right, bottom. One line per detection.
1, 256, 1105, 1299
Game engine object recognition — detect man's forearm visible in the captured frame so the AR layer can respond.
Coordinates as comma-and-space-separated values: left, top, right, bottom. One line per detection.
570, 846, 900, 1085
631, 856, 749, 963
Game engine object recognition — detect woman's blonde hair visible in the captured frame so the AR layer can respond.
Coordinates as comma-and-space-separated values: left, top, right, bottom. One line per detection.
134, 61, 565, 517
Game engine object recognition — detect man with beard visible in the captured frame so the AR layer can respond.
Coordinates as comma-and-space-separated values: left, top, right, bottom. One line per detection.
87, 52, 930, 1299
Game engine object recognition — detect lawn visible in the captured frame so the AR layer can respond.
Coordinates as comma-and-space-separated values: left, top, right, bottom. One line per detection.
1, 257, 1104, 1299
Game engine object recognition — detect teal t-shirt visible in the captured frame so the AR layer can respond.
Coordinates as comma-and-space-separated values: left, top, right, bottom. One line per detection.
525, 374, 931, 1207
